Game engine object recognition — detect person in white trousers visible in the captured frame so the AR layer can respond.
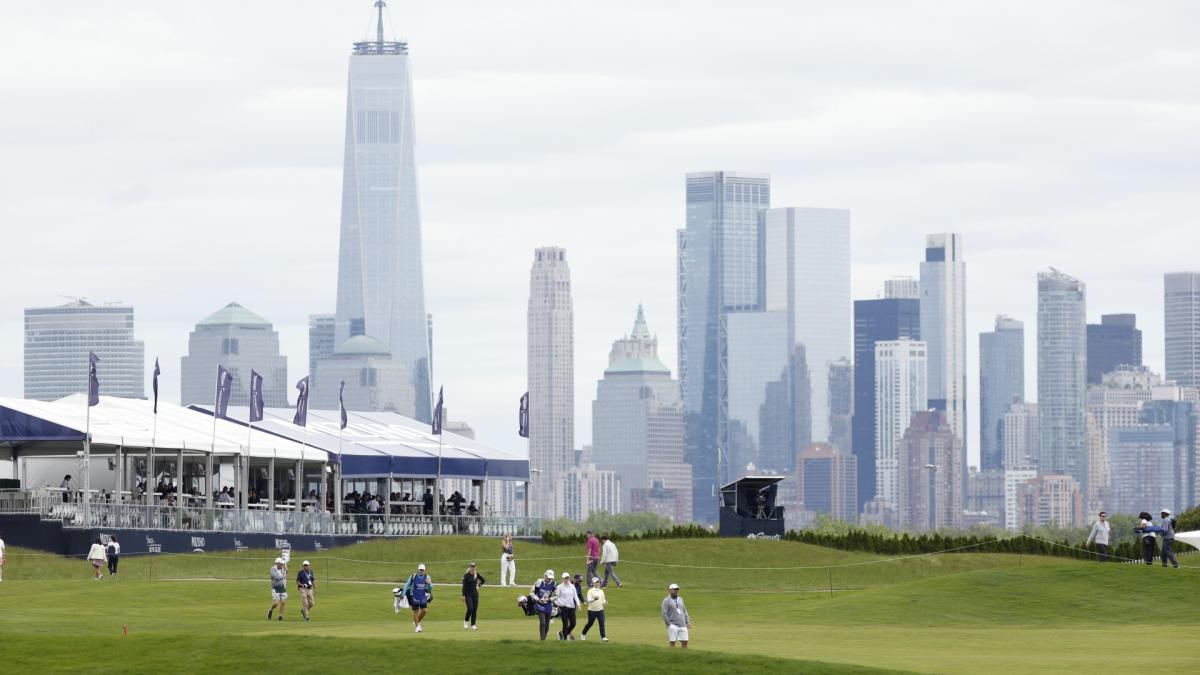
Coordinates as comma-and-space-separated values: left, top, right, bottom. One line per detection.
500, 532, 517, 586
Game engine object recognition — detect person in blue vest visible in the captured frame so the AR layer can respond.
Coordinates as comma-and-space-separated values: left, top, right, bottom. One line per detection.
530, 569, 557, 641
403, 563, 433, 633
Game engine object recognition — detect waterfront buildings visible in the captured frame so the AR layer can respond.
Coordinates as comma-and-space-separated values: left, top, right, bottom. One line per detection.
24, 300, 144, 400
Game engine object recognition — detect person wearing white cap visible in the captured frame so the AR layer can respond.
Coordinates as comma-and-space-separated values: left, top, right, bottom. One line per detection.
556, 571, 579, 640
661, 583, 691, 648
530, 570, 557, 640
402, 563, 434, 632
296, 560, 317, 621
1156, 509, 1180, 569
581, 576, 608, 642
267, 557, 288, 621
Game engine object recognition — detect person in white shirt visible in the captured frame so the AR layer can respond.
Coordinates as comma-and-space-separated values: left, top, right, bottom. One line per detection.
0, 534, 6, 581
1085, 511, 1111, 562
500, 533, 516, 586
661, 583, 692, 648
555, 571, 579, 640
106, 535, 121, 577
86, 537, 106, 581
600, 535, 622, 588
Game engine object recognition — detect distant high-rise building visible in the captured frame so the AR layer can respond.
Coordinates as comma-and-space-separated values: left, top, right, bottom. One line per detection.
827, 358, 853, 454
528, 247, 574, 519
24, 300, 145, 400
181, 303, 288, 408
678, 171, 770, 522
1037, 269, 1088, 495
592, 306, 691, 519
919, 234, 967, 470
1085, 365, 1159, 510
725, 311, 792, 474
1002, 402, 1039, 471
330, 1, 432, 421
898, 411, 963, 531
875, 338, 928, 510
556, 464, 621, 523
308, 314, 336, 385
796, 442, 857, 521
1086, 314, 1142, 384
967, 467, 1005, 526
852, 292, 921, 510
761, 207, 852, 446
885, 277, 919, 300
979, 315, 1024, 471
1139, 398, 1198, 510
311, 335, 415, 414
1165, 272, 1200, 388
1108, 425, 1177, 517
1016, 474, 1084, 529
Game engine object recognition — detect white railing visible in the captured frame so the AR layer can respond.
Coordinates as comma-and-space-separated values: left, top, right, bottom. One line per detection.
0, 489, 540, 538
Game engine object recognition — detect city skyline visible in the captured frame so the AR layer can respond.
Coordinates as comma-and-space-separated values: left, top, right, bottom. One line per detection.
2, 1, 1199, 466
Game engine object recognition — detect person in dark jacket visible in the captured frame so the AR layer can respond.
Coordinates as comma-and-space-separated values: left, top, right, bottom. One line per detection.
1135, 512, 1158, 565
461, 561, 486, 630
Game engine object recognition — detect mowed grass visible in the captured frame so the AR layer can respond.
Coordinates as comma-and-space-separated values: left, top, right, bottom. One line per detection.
2, 537, 1199, 673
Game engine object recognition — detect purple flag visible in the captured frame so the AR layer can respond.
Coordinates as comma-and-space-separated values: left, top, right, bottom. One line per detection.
518, 391, 529, 438
293, 376, 309, 427
214, 365, 233, 419
152, 358, 161, 414
87, 352, 100, 407
338, 380, 347, 430
249, 370, 264, 423
432, 386, 444, 435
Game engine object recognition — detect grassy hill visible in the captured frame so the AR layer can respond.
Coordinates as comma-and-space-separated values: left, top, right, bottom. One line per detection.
2, 537, 1198, 673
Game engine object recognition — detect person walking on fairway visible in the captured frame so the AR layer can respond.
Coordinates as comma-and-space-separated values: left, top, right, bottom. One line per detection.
1136, 512, 1158, 565
268, 557, 288, 620
296, 560, 316, 621
105, 535, 120, 577
585, 530, 600, 583
581, 576, 608, 642
461, 561, 485, 630
0, 532, 6, 581
600, 534, 622, 588
1143, 510, 1181, 569
1086, 512, 1111, 562
500, 532, 516, 586
404, 563, 433, 633
87, 537, 106, 581
662, 583, 691, 648
556, 571, 579, 640
531, 570, 557, 641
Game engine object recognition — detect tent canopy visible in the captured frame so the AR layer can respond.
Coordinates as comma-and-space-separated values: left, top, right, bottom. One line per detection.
1175, 530, 1200, 551
191, 405, 529, 482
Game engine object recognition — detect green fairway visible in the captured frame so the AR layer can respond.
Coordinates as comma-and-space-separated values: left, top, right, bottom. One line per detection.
2, 537, 1198, 673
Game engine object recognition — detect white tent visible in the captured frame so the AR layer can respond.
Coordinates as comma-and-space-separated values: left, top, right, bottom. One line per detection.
1175, 530, 1200, 551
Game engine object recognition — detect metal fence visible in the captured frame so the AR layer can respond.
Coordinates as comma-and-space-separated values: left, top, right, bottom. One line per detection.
0, 489, 540, 538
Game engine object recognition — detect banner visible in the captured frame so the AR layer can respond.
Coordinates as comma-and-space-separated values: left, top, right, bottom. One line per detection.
214, 365, 233, 419
151, 358, 161, 414
518, 391, 529, 438
249, 370, 264, 423
87, 352, 100, 407
432, 386, 443, 435
293, 376, 310, 427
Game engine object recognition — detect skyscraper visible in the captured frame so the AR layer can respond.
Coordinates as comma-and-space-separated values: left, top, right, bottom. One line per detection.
899, 411, 963, 531
330, 1, 432, 421
852, 290, 921, 510
181, 303, 288, 408
979, 315, 1024, 471
528, 247, 574, 519
725, 311, 791, 473
592, 306, 691, 519
1165, 272, 1200, 388
796, 442, 857, 521
24, 300, 144, 400
1037, 269, 1088, 494
874, 338, 928, 511
761, 207, 852, 446
919, 233, 967, 458
1002, 402, 1039, 471
1086, 314, 1142, 384
827, 358, 853, 455
678, 171, 770, 522
308, 314, 336, 386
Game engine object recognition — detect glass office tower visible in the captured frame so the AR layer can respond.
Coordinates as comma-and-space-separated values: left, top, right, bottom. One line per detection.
979, 315, 1024, 471
1037, 269, 1088, 494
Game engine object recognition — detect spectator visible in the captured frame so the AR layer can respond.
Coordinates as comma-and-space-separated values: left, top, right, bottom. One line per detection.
60, 475, 73, 503
87, 537, 106, 581
1085, 511, 1111, 562
585, 530, 601, 583
268, 557, 287, 620
105, 535, 120, 577
422, 488, 434, 515
661, 583, 691, 648
1148, 509, 1181, 569
581, 576, 608, 642
500, 532, 516, 586
1136, 511, 1158, 565
0, 531, 6, 582
467, 501, 479, 516
461, 561, 485, 630
296, 560, 316, 621
600, 535, 622, 588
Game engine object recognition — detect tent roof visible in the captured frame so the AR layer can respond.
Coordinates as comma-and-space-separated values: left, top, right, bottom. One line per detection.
0, 395, 313, 460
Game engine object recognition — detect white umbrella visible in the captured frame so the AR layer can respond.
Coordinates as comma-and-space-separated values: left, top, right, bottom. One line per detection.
1175, 530, 1200, 550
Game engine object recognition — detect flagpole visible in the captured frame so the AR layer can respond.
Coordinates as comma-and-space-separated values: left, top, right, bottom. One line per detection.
245, 418, 253, 511
83, 392, 91, 525
209, 370, 221, 512
149, 412, 157, 505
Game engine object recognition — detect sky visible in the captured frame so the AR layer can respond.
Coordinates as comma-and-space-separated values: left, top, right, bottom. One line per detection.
1, 1, 1199, 467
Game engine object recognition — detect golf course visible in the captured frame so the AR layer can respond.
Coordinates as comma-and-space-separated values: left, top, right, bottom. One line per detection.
2, 536, 1198, 673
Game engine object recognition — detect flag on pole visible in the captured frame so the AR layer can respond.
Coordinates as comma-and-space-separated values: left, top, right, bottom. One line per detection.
293, 376, 310, 427
214, 365, 233, 419
518, 391, 529, 438
87, 352, 100, 407
431, 386, 444, 435
249, 370, 264, 423
338, 380, 348, 430
152, 358, 161, 414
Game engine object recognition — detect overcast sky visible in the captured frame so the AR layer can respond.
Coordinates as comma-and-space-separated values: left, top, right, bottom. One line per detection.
1, 1, 1198, 467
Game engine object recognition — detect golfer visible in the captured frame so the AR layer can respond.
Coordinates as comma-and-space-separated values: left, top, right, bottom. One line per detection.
403, 563, 433, 633
581, 576, 608, 642
500, 532, 516, 586
661, 583, 691, 648
556, 571, 579, 640
600, 534, 622, 588
87, 537, 106, 581
585, 530, 600, 583
1085, 512, 1110, 562
268, 557, 287, 620
461, 561, 485, 630
530, 569, 557, 641
297, 560, 316, 621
